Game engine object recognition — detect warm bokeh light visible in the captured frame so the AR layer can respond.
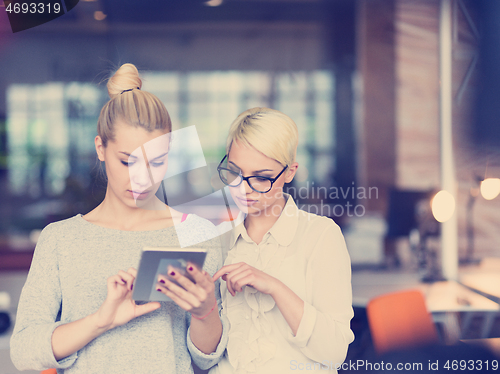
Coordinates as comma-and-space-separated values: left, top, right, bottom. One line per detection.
94, 11, 107, 21
480, 178, 500, 200
29, 229, 42, 244
205, 0, 224, 6
431, 190, 455, 223
0, 291, 10, 310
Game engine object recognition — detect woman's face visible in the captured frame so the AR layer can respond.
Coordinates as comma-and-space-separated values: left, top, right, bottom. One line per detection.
226, 140, 297, 217
96, 121, 170, 209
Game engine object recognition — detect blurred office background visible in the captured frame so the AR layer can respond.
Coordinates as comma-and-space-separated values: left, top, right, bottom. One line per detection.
0, 0, 499, 372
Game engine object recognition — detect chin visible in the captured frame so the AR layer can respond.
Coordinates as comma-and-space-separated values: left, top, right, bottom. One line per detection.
241, 203, 264, 216
134, 196, 155, 209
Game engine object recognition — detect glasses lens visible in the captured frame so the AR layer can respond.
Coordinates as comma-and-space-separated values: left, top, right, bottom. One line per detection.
248, 177, 272, 193
219, 169, 242, 186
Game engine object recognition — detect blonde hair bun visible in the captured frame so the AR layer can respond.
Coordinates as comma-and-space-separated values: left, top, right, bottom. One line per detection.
107, 63, 143, 99
97, 63, 171, 146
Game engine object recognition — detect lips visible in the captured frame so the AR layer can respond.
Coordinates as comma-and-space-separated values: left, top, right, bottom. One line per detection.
236, 197, 258, 206
129, 190, 151, 200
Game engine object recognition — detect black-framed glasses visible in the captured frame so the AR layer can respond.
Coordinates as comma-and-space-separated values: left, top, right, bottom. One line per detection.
217, 154, 288, 193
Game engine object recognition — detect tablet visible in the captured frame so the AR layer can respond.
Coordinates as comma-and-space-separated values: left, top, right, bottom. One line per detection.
132, 246, 207, 302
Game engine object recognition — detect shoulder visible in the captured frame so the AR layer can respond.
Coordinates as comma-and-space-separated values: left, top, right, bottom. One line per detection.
183, 214, 219, 238
294, 209, 347, 258
178, 214, 221, 249
296, 208, 343, 238
184, 214, 217, 230
37, 214, 84, 241
29, 215, 83, 264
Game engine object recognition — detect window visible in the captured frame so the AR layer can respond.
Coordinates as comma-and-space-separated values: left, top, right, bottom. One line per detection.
142, 70, 335, 189
4, 70, 334, 232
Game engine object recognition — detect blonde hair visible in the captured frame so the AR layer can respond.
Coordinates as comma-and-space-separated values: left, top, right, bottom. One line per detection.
97, 63, 171, 146
226, 107, 299, 166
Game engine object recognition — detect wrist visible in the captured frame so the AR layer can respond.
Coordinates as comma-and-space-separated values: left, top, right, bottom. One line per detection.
191, 300, 217, 321
90, 311, 114, 334
269, 278, 285, 298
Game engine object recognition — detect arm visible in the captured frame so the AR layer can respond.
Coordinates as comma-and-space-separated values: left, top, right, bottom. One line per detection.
10, 225, 71, 371
52, 269, 160, 360
157, 266, 222, 354
270, 280, 304, 335
10, 225, 159, 371
51, 313, 106, 361
213, 263, 304, 335
187, 238, 229, 369
156, 230, 228, 370
288, 222, 355, 365
212, 222, 355, 365
157, 265, 229, 370
188, 280, 223, 354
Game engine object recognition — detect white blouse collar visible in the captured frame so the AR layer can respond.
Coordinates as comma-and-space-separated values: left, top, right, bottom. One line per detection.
229, 193, 300, 249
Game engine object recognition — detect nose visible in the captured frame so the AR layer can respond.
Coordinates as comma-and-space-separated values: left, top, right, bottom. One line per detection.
131, 162, 153, 188
240, 178, 254, 195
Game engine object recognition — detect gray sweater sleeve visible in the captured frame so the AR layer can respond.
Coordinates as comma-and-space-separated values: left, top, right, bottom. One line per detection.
10, 223, 77, 370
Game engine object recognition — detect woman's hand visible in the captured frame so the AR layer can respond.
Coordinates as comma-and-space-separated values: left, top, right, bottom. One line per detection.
156, 264, 217, 319
95, 268, 161, 331
212, 262, 280, 297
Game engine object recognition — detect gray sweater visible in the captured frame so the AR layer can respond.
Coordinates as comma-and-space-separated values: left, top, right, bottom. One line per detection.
10, 214, 228, 373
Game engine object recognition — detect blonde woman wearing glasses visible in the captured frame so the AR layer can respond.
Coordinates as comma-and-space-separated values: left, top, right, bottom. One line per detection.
211, 107, 354, 373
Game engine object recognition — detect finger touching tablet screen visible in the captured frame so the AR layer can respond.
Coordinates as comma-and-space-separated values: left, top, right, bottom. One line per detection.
133, 246, 207, 302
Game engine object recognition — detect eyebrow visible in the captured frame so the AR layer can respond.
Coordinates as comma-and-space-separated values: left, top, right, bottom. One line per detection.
119, 151, 168, 161
228, 161, 273, 174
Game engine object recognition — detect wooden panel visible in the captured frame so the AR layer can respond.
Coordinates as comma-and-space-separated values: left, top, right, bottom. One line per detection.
357, 0, 397, 212
395, 0, 440, 190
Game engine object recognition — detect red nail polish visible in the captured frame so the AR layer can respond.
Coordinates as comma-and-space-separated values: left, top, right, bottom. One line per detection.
170, 271, 175, 276
188, 266, 193, 271
160, 279, 165, 284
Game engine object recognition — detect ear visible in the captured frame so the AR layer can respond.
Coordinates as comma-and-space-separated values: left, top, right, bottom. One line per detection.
284, 162, 299, 183
95, 136, 105, 162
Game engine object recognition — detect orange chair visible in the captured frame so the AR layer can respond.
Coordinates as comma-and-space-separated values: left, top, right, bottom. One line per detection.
40, 369, 57, 374
366, 289, 439, 355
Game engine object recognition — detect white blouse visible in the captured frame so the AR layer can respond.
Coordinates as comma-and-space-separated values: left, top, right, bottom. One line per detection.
211, 195, 355, 374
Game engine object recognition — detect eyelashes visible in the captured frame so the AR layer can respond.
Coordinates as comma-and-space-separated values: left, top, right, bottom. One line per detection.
121, 161, 165, 167
227, 169, 271, 179
254, 177, 270, 182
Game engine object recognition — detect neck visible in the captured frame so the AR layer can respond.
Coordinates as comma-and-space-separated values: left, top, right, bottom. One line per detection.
244, 194, 286, 237
95, 186, 171, 228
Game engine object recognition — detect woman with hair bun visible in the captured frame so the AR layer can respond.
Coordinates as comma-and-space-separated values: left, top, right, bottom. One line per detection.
10, 63, 227, 373
211, 107, 354, 373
